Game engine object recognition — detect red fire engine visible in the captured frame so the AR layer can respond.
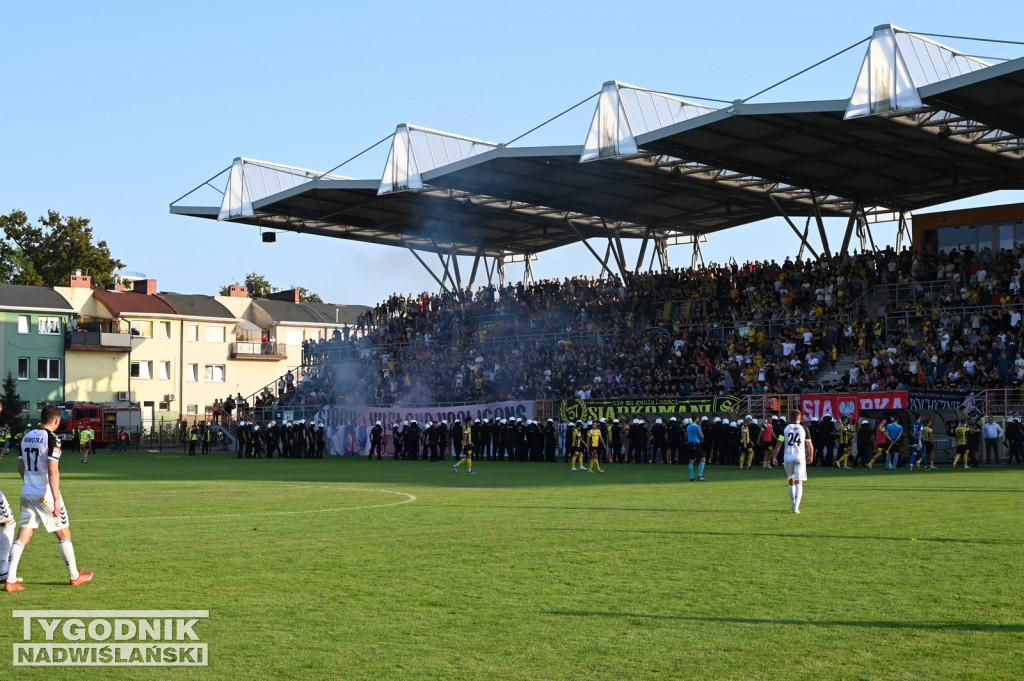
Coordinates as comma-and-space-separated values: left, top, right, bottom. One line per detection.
53, 402, 142, 446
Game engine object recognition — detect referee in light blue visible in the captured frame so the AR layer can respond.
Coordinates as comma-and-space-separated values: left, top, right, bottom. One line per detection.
685, 418, 706, 481
884, 415, 904, 470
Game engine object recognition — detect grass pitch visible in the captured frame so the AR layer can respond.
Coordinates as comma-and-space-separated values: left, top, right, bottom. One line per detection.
0, 451, 1021, 680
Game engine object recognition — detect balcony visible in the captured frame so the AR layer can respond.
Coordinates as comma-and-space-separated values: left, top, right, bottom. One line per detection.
65, 331, 132, 352
230, 342, 287, 361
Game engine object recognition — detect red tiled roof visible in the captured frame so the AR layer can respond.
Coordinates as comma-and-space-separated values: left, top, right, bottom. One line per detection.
93, 289, 177, 317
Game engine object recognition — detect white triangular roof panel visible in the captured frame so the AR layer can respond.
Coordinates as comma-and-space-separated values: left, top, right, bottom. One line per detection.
582, 81, 716, 162
379, 124, 497, 195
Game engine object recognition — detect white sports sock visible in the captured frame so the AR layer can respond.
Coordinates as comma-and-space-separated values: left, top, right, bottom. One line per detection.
59, 540, 79, 580
7, 541, 24, 583
789, 484, 797, 500
794, 484, 804, 511
0, 522, 14, 577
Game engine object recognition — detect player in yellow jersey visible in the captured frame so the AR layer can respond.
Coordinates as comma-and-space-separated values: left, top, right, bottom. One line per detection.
836, 417, 854, 468
952, 420, 970, 468
453, 416, 476, 474
586, 422, 606, 473
923, 419, 936, 469
739, 416, 756, 469
570, 421, 586, 470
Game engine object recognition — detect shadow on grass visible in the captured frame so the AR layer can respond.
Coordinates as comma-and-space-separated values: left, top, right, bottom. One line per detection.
28, 453, 1024, 493
853, 486, 1022, 494
536, 527, 1022, 545
543, 611, 1024, 632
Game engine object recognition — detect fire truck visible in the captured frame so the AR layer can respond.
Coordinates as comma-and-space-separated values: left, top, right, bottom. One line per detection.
52, 402, 142, 446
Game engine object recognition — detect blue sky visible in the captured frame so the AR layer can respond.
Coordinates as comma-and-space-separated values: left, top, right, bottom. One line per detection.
4, 1, 1024, 304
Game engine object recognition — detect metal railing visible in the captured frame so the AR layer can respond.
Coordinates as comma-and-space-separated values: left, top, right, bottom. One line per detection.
230, 341, 287, 359
868, 278, 960, 312
886, 302, 1024, 332
959, 389, 1024, 417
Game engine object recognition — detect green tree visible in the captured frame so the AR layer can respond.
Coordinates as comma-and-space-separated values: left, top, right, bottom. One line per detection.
1, 371, 24, 429
0, 209, 124, 288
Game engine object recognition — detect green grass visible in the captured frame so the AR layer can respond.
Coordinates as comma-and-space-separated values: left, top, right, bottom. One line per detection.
0, 451, 1021, 680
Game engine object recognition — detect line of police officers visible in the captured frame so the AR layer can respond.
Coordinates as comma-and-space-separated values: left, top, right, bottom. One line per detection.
385, 418, 560, 461
233, 420, 326, 459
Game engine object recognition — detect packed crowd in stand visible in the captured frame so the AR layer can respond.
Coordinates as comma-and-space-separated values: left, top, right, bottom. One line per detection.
218, 243, 1024, 466
266, 244, 1024, 410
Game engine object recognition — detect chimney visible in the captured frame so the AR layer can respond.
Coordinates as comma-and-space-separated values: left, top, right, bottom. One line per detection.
228, 285, 249, 298
132, 279, 157, 295
266, 288, 301, 303
69, 273, 92, 289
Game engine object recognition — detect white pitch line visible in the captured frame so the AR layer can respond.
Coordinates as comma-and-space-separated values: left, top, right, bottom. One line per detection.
72, 483, 364, 498
74, 489, 417, 522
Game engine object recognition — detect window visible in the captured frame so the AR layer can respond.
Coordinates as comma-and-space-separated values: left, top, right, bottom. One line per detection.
186, 364, 198, 382
205, 325, 226, 343
19, 401, 29, 412
17, 315, 30, 334
204, 364, 225, 383
286, 328, 303, 346
37, 358, 61, 381
186, 324, 198, 342
158, 401, 170, 412
186, 404, 198, 416
158, 361, 171, 380
37, 317, 61, 334
129, 320, 152, 338
157, 321, 171, 339
17, 357, 29, 380
130, 360, 153, 379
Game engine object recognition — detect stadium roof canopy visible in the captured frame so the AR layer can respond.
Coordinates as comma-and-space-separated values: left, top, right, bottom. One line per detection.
172, 24, 1024, 287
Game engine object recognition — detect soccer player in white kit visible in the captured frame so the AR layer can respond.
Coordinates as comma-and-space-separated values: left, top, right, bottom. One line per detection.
5, 405, 93, 591
772, 409, 815, 514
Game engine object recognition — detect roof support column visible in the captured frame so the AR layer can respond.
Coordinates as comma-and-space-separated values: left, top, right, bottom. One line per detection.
768, 194, 819, 260
467, 247, 484, 293
840, 204, 860, 255
599, 242, 613, 279
483, 256, 498, 287
656, 238, 670, 272
811, 194, 831, 258
896, 212, 911, 251
691, 238, 705, 269
523, 254, 534, 286
566, 218, 617, 278
797, 215, 812, 260
406, 246, 449, 293
450, 249, 464, 297
635, 226, 653, 274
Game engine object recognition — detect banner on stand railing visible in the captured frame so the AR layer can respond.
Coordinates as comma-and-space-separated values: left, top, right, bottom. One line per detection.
315, 401, 533, 429
800, 391, 908, 421
907, 389, 974, 411
558, 396, 740, 423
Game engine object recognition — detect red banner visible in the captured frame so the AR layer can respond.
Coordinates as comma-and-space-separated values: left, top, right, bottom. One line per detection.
799, 391, 908, 421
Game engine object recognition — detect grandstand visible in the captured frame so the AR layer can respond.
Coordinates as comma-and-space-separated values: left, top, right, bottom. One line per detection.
171, 24, 1024, 454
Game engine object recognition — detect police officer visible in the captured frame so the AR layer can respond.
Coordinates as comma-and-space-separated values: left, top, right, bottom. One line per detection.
369, 421, 384, 460
404, 419, 421, 460
543, 419, 558, 462
392, 422, 404, 459
438, 420, 450, 460
651, 418, 668, 464
478, 418, 492, 461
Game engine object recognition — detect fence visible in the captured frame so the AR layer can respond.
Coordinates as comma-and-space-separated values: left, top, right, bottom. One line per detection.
886, 302, 1024, 333
959, 389, 1024, 417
